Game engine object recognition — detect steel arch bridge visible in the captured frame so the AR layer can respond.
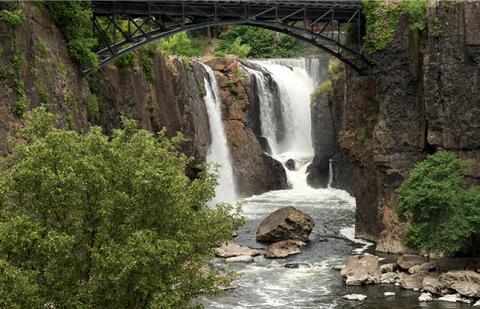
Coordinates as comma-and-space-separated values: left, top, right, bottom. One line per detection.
88, 0, 371, 76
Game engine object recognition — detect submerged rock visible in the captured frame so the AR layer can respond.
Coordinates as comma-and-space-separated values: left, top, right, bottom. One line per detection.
418, 292, 433, 302
256, 206, 314, 242
397, 254, 427, 270
332, 264, 345, 271
264, 240, 306, 258
285, 262, 311, 269
215, 242, 260, 258
341, 255, 381, 285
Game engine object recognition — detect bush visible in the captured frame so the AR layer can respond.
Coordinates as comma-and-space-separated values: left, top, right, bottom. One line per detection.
0, 9, 25, 26
214, 37, 251, 59
85, 93, 102, 122
45, 1, 99, 71
397, 152, 480, 254
0, 107, 243, 307
114, 53, 135, 69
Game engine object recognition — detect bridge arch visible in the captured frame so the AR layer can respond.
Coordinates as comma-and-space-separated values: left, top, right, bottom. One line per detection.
87, 0, 371, 76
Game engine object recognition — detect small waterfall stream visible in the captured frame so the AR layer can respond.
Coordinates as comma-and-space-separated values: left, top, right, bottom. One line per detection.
202, 64, 237, 205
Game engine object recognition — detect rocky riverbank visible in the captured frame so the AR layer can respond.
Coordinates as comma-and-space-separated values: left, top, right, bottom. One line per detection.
339, 253, 480, 305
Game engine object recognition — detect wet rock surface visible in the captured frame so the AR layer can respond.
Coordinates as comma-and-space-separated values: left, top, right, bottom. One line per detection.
256, 206, 314, 242
214, 242, 260, 258
264, 240, 306, 258
341, 255, 381, 285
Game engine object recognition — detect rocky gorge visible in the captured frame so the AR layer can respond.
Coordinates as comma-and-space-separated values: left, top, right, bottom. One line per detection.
1, 0, 480, 308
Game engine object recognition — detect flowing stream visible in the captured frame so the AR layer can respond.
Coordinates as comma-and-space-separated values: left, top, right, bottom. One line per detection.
201, 58, 450, 308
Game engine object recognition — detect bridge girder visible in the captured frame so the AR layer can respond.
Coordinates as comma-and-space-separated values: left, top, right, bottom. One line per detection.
87, 0, 371, 76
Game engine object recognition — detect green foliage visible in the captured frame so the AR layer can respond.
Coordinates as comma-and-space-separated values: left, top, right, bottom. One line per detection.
139, 51, 154, 82
328, 58, 340, 80
215, 26, 303, 58
214, 37, 251, 59
85, 93, 103, 122
159, 32, 203, 57
114, 53, 135, 70
397, 152, 480, 254
35, 40, 48, 59
45, 1, 99, 71
432, 16, 442, 38
37, 81, 52, 112
0, 107, 243, 307
225, 80, 234, 88
363, 0, 427, 54
11, 53, 29, 117
0, 9, 25, 26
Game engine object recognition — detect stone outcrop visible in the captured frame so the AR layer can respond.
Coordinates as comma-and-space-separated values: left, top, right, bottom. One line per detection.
307, 90, 354, 194
264, 240, 306, 258
328, 1, 480, 253
204, 57, 288, 197
256, 207, 314, 242
340, 255, 381, 285
215, 242, 260, 258
397, 254, 427, 270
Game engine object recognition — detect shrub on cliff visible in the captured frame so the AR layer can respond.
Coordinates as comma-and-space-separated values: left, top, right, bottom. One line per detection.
0, 107, 243, 307
397, 152, 480, 254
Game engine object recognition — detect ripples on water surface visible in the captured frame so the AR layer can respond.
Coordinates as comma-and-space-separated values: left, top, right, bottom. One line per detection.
200, 188, 470, 309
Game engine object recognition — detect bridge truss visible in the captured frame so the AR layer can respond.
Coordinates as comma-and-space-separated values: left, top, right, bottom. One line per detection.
88, 0, 371, 75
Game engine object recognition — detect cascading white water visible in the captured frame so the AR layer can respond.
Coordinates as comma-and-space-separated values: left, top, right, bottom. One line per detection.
201, 64, 237, 204
250, 58, 322, 190
328, 158, 333, 188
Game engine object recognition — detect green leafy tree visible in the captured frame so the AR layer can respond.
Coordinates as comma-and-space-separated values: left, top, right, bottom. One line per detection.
397, 152, 480, 254
158, 32, 204, 57
215, 26, 303, 58
0, 107, 243, 307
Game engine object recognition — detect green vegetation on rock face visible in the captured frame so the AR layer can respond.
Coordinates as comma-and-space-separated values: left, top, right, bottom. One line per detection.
158, 32, 204, 57
0, 9, 25, 26
397, 152, 480, 254
363, 0, 427, 54
0, 108, 244, 307
44, 1, 99, 72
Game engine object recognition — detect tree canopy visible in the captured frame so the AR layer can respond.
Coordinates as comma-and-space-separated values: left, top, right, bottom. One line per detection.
0, 107, 243, 308
397, 152, 480, 254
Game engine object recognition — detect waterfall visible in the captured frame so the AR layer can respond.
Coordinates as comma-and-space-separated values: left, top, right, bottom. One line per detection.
328, 158, 333, 188
248, 57, 323, 190
201, 64, 237, 204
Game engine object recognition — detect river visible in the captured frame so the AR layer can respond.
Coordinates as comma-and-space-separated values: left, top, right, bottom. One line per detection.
199, 58, 469, 309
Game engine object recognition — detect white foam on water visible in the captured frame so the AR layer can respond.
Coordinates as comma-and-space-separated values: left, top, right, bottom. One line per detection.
340, 226, 373, 254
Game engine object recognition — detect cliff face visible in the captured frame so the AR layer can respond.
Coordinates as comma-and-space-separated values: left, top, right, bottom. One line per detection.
94, 57, 211, 178
0, 3, 286, 198
204, 57, 288, 197
0, 3, 91, 154
308, 90, 354, 194
333, 1, 480, 253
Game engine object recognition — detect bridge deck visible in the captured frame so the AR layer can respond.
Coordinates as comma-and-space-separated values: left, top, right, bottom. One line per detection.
93, 0, 362, 21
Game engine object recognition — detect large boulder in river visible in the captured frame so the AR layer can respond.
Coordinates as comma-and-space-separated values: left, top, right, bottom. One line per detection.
341, 255, 381, 285
256, 207, 314, 242
264, 240, 306, 258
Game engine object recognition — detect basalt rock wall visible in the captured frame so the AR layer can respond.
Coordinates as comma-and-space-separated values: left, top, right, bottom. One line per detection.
332, 1, 480, 253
